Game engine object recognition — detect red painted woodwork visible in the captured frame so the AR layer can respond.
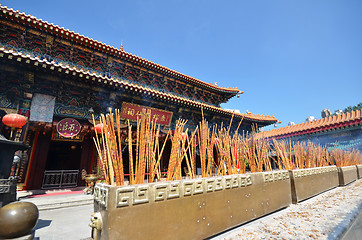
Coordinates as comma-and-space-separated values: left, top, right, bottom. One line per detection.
78, 136, 94, 186
26, 132, 52, 190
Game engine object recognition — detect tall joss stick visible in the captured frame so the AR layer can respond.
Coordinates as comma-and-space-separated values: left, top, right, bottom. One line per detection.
101, 114, 115, 185
127, 120, 134, 185
115, 109, 124, 185
151, 131, 169, 182
106, 112, 122, 185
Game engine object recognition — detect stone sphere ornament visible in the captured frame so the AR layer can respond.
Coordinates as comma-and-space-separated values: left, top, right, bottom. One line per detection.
0, 201, 39, 239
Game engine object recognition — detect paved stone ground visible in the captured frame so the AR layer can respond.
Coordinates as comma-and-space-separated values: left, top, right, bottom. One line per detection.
341, 209, 362, 240
19, 191, 93, 211
33, 204, 93, 240
211, 179, 362, 240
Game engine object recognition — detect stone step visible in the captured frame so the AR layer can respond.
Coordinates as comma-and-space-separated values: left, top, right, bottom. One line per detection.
19, 192, 94, 211
30, 197, 93, 211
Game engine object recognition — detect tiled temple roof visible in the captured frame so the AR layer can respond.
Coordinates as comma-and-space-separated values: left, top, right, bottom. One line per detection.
0, 4, 240, 96
256, 109, 362, 139
0, 46, 278, 123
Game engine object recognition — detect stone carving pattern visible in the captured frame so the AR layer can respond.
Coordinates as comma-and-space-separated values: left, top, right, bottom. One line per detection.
183, 180, 194, 196
167, 181, 180, 199
0, 178, 18, 194
94, 184, 109, 209
0, 186, 10, 193
194, 179, 204, 194
263, 170, 290, 183
116, 187, 135, 207
134, 185, 149, 205
293, 166, 338, 178
154, 183, 168, 201
215, 177, 223, 190
110, 174, 256, 208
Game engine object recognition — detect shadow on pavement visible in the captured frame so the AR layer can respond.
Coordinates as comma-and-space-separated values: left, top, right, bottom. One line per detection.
34, 219, 52, 230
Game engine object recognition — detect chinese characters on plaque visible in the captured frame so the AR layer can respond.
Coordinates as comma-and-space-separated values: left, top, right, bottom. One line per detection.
120, 102, 173, 126
56, 118, 81, 138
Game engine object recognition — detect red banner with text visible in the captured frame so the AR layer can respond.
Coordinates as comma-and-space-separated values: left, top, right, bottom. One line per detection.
120, 102, 173, 126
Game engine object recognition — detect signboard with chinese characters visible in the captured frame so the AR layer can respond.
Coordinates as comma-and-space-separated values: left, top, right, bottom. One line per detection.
51, 128, 84, 142
120, 102, 173, 126
56, 118, 81, 138
52, 128, 84, 142
54, 103, 91, 119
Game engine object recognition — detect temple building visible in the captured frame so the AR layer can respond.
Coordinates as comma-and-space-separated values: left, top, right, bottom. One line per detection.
0, 5, 277, 190
257, 109, 362, 152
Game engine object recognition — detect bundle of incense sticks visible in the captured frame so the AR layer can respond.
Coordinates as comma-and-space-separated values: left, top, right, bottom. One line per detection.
271, 139, 361, 170
346, 149, 362, 166
206, 125, 216, 177
188, 133, 198, 178
293, 142, 307, 169
93, 108, 362, 186
232, 133, 247, 174
181, 128, 199, 179
128, 110, 169, 184
198, 114, 208, 178
245, 136, 257, 172
166, 119, 193, 181
215, 127, 236, 175
231, 117, 246, 174
330, 148, 362, 167
255, 137, 272, 172
214, 118, 230, 175
272, 139, 293, 170
214, 114, 246, 176
93, 109, 169, 186
92, 110, 124, 186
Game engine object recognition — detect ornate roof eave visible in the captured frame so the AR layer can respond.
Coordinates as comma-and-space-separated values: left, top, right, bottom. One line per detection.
0, 4, 241, 97
256, 109, 362, 140
0, 46, 277, 124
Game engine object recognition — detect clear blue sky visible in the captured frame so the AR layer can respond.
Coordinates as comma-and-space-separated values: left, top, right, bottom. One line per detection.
2, 0, 361, 130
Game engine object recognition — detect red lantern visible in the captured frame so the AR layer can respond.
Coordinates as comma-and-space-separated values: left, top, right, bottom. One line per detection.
2, 114, 27, 128
94, 124, 104, 134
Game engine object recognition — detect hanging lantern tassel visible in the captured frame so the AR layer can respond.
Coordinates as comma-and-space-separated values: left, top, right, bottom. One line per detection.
2, 114, 27, 139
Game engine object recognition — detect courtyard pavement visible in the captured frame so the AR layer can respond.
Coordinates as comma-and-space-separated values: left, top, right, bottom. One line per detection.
211, 179, 362, 240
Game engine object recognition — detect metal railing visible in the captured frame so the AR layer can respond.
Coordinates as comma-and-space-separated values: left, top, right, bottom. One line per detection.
42, 170, 79, 189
